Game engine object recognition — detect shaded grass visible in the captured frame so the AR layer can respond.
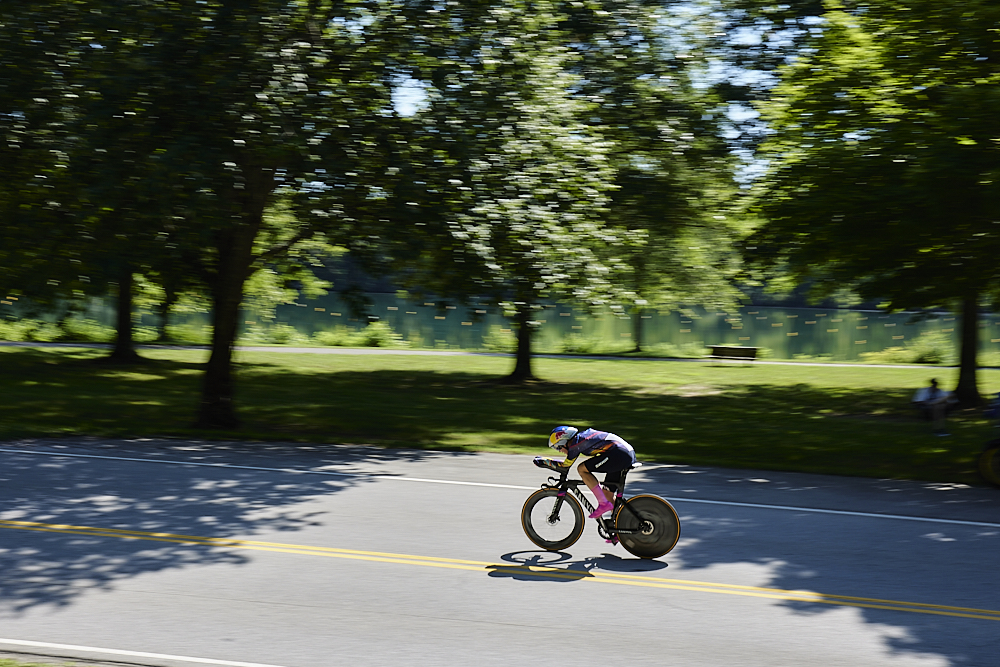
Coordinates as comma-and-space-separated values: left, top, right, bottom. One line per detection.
1, 346, 998, 485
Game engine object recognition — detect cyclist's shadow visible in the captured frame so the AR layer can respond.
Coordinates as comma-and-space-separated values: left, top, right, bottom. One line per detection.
487, 550, 668, 583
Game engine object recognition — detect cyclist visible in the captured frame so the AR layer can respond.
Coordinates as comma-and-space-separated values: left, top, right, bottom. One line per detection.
534, 425, 636, 520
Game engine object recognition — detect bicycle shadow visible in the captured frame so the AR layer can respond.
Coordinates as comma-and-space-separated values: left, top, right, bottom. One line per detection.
486, 550, 668, 583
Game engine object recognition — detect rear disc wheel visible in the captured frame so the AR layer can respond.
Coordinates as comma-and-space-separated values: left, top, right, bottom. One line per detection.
614, 494, 681, 559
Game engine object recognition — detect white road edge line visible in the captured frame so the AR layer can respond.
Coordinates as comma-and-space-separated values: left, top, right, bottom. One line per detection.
0, 447, 533, 489
661, 497, 1000, 528
0, 637, 288, 667
2, 447, 998, 529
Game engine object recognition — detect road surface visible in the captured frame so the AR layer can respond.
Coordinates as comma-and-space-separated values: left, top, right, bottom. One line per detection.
1, 438, 998, 667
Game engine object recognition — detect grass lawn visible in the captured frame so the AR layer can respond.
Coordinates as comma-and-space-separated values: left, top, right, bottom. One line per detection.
1, 346, 998, 485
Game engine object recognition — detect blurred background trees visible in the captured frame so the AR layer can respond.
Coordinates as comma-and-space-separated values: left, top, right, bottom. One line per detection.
4, 0, 405, 425
2, 0, 996, 420
375, 0, 621, 382
745, 0, 1000, 405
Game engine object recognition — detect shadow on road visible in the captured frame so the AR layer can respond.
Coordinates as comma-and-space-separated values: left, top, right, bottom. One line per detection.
666, 502, 1000, 667
0, 441, 477, 617
486, 549, 668, 582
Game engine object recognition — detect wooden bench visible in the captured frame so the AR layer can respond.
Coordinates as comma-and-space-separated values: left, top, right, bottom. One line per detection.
707, 345, 758, 363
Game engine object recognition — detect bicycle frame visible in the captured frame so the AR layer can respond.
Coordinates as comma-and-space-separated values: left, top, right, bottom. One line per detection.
540, 467, 648, 537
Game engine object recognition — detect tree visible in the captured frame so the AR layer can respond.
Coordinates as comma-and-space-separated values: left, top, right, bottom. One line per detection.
381, 0, 619, 382
44, 0, 405, 426
561, 0, 743, 352
0, 2, 91, 322
746, 0, 1000, 405
1, 2, 201, 362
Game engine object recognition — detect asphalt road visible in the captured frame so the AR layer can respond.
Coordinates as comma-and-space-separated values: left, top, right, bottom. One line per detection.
1, 439, 999, 667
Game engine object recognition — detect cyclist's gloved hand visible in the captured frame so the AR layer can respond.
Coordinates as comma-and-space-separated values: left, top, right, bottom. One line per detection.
533, 456, 560, 471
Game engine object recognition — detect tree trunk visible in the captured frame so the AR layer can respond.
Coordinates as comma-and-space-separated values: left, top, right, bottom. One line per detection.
196, 166, 273, 428
106, 265, 141, 363
196, 227, 257, 429
953, 292, 981, 407
632, 308, 643, 354
504, 306, 535, 383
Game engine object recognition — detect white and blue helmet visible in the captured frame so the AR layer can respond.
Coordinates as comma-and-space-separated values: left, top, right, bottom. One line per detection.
548, 425, 578, 451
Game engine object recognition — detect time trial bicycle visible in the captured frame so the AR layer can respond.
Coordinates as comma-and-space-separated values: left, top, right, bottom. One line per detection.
521, 459, 681, 559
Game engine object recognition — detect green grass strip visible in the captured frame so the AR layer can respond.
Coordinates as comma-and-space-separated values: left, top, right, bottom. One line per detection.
1, 346, 998, 485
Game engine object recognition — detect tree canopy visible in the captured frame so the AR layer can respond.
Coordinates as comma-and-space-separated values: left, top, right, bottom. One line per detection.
746, 0, 1000, 403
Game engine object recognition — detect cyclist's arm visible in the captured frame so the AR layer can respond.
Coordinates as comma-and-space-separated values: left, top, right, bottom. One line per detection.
532, 455, 579, 471
559, 454, 579, 468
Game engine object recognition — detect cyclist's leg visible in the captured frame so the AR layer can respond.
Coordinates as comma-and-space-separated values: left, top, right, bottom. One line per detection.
577, 459, 600, 493
603, 470, 626, 498
577, 460, 612, 516
581, 448, 632, 518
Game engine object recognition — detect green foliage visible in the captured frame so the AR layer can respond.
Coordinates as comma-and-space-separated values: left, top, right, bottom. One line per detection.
860, 330, 956, 366
132, 274, 166, 314
380, 0, 623, 378
859, 347, 918, 365
0, 316, 157, 344
61, 318, 114, 343
481, 326, 516, 354
312, 322, 406, 348
133, 326, 158, 343
240, 324, 310, 347
981, 350, 1000, 368
1, 0, 407, 423
171, 291, 212, 317
0, 659, 75, 667
243, 201, 337, 321
564, 2, 743, 337
0, 319, 62, 342
641, 342, 693, 358
0, 1, 92, 308
358, 321, 407, 348
312, 327, 357, 347
750, 0, 1000, 308
747, 0, 1000, 401
164, 323, 211, 346
242, 269, 307, 323
561, 333, 599, 355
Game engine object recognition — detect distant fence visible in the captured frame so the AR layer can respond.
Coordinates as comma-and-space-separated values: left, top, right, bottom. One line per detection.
4, 291, 1000, 362
263, 294, 1000, 362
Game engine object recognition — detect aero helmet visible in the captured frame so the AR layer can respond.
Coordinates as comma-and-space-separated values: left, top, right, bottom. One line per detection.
548, 425, 578, 451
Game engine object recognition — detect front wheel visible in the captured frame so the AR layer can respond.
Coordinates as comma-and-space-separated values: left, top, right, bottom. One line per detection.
978, 440, 1000, 488
521, 488, 585, 551
614, 494, 681, 559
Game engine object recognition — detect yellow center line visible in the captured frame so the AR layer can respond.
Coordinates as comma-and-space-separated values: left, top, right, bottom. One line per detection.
3, 519, 998, 621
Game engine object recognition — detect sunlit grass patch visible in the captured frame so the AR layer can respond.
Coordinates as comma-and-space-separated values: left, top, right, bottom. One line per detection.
0, 346, 997, 484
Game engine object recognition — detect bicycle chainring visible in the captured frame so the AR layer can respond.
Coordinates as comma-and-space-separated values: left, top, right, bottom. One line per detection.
597, 521, 611, 541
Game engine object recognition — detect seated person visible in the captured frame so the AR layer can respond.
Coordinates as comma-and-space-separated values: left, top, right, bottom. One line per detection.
912, 379, 958, 435
911, 378, 956, 421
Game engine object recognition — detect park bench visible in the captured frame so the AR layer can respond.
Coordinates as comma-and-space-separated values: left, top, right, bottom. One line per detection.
706, 345, 758, 363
